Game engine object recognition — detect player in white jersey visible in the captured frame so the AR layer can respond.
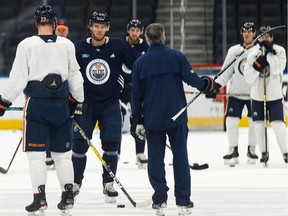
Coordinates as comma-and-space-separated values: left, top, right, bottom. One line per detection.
206, 22, 258, 165
0, 5, 84, 215
244, 25, 288, 164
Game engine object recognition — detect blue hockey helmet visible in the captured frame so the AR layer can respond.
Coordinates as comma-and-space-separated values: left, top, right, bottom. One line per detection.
127, 19, 144, 31
89, 12, 110, 26
240, 22, 256, 34
34, 5, 57, 26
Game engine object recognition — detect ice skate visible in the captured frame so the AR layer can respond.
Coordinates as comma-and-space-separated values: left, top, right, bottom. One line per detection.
58, 184, 74, 214
152, 202, 167, 216
177, 202, 194, 215
73, 183, 81, 200
103, 182, 118, 203
247, 146, 258, 164
223, 147, 239, 165
136, 153, 148, 169
26, 185, 47, 216
260, 152, 269, 166
45, 157, 55, 170
283, 153, 288, 163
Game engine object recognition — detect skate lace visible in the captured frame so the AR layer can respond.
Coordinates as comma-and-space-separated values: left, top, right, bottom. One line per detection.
104, 182, 116, 192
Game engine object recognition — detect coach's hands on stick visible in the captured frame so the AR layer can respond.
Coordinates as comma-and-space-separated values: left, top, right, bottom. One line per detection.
130, 115, 146, 142
0, 96, 12, 116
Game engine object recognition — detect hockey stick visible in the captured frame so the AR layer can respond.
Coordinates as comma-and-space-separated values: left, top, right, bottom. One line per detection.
165, 144, 209, 170
7, 107, 23, 111
72, 119, 151, 208
0, 138, 22, 174
262, 47, 268, 168
185, 91, 249, 97
171, 25, 286, 121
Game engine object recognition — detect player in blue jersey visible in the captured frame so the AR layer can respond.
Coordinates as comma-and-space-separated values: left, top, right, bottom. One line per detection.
119, 19, 149, 168
71, 12, 137, 203
130, 23, 217, 216
0, 5, 84, 215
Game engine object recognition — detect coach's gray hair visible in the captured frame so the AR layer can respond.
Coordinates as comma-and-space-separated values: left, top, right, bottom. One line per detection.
145, 23, 166, 45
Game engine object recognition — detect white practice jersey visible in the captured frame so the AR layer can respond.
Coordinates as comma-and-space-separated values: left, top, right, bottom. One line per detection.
0, 35, 84, 103
244, 44, 286, 101
216, 44, 253, 100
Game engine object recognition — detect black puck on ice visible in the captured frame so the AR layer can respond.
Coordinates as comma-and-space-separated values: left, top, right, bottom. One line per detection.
229, 164, 235, 167
117, 204, 125, 208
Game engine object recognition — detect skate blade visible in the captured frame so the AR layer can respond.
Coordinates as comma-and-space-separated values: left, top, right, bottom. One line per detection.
60, 209, 71, 216
224, 158, 239, 165
137, 163, 147, 169
105, 195, 116, 203
247, 158, 257, 164
155, 208, 165, 216
46, 164, 55, 170
27, 210, 46, 216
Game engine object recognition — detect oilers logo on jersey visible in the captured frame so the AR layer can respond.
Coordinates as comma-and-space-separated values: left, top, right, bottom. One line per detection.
86, 59, 111, 85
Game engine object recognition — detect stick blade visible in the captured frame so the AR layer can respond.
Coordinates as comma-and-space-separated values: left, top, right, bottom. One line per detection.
0, 167, 8, 174
190, 163, 209, 170
135, 199, 152, 208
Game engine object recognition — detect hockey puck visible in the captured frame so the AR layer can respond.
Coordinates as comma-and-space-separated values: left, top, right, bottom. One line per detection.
229, 164, 235, 167
123, 161, 129, 164
117, 204, 125, 208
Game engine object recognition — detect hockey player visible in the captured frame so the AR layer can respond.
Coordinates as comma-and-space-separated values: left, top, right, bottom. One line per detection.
206, 22, 258, 165
71, 12, 137, 203
119, 19, 149, 168
0, 5, 84, 215
244, 25, 288, 164
130, 23, 217, 216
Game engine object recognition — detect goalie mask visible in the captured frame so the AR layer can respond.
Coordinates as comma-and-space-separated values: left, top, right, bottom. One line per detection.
34, 5, 57, 26
240, 22, 256, 34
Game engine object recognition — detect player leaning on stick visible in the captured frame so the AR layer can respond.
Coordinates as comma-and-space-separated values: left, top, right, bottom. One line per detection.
71, 12, 137, 203
119, 19, 149, 168
0, 5, 84, 215
206, 22, 258, 165
130, 23, 217, 216
244, 25, 288, 164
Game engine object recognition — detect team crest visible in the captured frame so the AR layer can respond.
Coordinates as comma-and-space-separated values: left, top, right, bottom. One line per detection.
86, 59, 110, 85
238, 58, 246, 76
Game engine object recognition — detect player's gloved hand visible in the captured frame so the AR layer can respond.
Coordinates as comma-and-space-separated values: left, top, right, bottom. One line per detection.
130, 115, 146, 142
259, 41, 276, 55
68, 95, 82, 118
205, 82, 221, 99
201, 76, 217, 95
120, 83, 132, 104
0, 96, 12, 117
252, 55, 269, 73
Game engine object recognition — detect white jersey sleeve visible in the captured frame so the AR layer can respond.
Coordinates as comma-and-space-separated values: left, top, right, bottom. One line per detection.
244, 44, 286, 101
0, 36, 84, 103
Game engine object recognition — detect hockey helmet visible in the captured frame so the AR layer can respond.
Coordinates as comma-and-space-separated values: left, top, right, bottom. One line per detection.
34, 5, 57, 25
259, 25, 273, 38
127, 19, 144, 31
240, 22, 256, 34
89, 12, 110, 26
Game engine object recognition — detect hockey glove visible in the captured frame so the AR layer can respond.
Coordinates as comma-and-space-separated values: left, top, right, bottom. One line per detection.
68, 95, 82, 118
259, 41, 276, 55
201, 76, 216, 94
120, 83, 132, 104
0, 96, 12, 117
205, 83, 221, 99
252, 55, 269, 73
130, 115, 146, 142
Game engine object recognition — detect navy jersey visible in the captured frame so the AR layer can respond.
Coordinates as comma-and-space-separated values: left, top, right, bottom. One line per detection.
126, 37, 149, 57
75, 36, 137, 108
131, 43, 207, 130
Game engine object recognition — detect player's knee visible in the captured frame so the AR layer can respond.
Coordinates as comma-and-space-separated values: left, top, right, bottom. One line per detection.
26, 151, 46, 161
102, 142, 119, 152
72, 139, 89, 154
51, 151, 72, 162
226, 116, 240, 127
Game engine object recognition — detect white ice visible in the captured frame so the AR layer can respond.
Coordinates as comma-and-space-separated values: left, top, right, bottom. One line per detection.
0, 128, 287, 216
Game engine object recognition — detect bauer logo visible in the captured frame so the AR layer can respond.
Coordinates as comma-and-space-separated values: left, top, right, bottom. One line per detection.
86, 59, 110, 85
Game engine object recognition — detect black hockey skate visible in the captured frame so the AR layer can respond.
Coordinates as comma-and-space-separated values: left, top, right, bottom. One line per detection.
58, 184, 74, 216
223, 146, 239, 165
26, 185, 47, 216
103, 182, 118, 203
177, 202, 194, 215
247, 146, 258, 164
152, 202, 167, 216
45, 157, 55, 170
260, 152, 269, 167
283, 153, 288, 163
